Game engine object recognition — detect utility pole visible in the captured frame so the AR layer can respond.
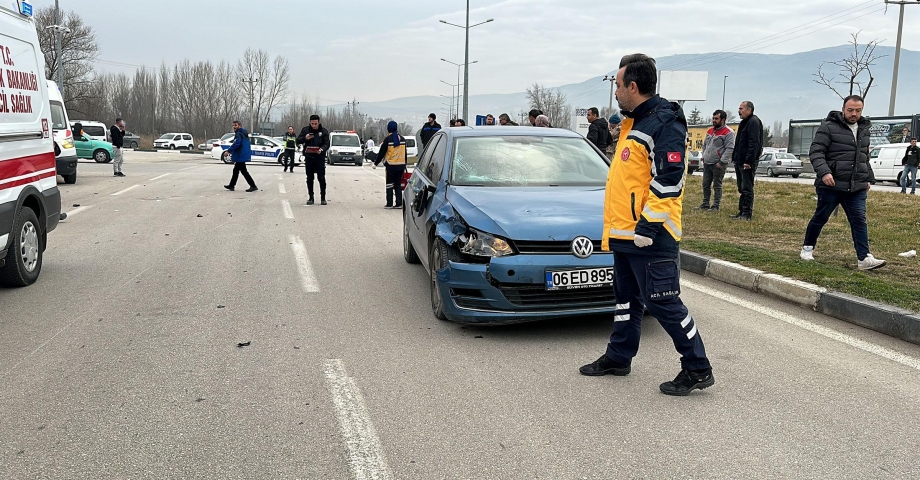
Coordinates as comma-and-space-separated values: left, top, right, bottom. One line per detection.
440, 2, 493, 122
348, 98, 359, 131
886, 1, 916, 116
45, 0, 69, 96
602, 75, 615, 113
240, 76, 260, 131
722, 76, 728, 110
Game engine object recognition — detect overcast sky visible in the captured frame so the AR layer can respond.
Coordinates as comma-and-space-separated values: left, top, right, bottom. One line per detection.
28, 0, 912, 105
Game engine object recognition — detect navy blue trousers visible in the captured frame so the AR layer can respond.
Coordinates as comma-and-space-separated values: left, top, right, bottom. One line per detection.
606, 251, 711, 371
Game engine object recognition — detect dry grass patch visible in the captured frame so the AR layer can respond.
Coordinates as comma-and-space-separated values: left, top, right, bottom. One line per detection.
682, 179, 920, 312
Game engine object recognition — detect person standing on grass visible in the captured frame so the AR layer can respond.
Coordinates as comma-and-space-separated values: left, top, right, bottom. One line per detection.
800, 95, 885, 270
697, 110, 735, 211
224, 121, 258, 192
731, 101, 762, 220
901, 137, 919, 195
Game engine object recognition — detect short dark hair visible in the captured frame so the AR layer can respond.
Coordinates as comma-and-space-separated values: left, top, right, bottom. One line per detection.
588, 107, 599, 116
713, 110, 727, 121
115, 117, 123, 123
309, 115, 320, 121
911, 137, 917, 141
843, 95, 864, 107
456, 119, 466, 126
232, 120, 241, 125
742, 101, 755, 112
619, 53, 657, 96
528, 109, 543, 118
429, 113, 436, 120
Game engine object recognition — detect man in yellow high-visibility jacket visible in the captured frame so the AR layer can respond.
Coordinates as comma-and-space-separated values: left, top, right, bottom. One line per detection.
579, 53, 715, 396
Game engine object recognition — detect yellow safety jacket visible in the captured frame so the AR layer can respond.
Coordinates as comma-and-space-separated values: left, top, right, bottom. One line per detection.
602, 95, 687, 258
376, 134, 407, 166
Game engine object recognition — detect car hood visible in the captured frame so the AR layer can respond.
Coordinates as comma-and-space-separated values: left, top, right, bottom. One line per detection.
446, 186, 606, 241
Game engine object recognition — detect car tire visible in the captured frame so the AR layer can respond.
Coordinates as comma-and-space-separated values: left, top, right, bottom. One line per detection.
130, 141, 138, 149
0, 207, 43, 287
187, 144, 194, 150
688, 167, 697, 175
355, 159, 362, 166
169, 144, 175, 150
897, 172, 903, 187
403, 208, 421, 264
62, 171, 77, 184
767, 167, 776, 177
791, 174, 800, 179
430, 237, 461, 320
221, 151, 233, 164
93, 149, 111, 163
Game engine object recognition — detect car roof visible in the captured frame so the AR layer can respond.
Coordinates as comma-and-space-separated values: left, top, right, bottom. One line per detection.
877, 143, 910, 148
441, 126, 584, 139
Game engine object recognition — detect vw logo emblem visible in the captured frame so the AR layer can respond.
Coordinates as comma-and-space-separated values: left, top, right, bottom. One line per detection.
571, 236, 594, 259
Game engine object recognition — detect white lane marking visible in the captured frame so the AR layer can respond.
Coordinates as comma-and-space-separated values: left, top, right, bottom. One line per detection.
281, 199, 294, 219
361, 165, 385, 179
278, 183, 287, 194
65, 205, 92, 217
323, 359, 393, 480
111, 185, 140, 196
289, 235, 319, 293
276, 173, 284, 180
682, 279, 920, 371
149, 173, 172, 182
179, 166, 200, 171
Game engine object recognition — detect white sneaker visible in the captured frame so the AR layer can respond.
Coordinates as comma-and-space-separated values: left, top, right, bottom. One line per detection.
857, 254, 886, 270
800, 246, 814, 261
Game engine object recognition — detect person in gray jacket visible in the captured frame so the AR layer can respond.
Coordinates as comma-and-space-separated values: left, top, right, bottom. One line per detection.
697, 109, 735, 211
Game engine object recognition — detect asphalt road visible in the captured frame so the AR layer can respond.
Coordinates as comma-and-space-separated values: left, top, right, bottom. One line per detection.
3, 152, 920, 479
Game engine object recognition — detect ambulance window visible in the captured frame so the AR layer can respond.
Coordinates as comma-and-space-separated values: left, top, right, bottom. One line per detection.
50, 101, 68, 130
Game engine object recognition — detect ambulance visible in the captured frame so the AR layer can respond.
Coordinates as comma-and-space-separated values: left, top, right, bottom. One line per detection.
0, 1, 62, 286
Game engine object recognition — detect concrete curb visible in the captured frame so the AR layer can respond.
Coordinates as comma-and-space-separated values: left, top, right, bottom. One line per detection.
679, 250, 920, 345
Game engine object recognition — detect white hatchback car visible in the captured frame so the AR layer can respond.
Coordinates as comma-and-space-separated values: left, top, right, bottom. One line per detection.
154, 133, 195, 150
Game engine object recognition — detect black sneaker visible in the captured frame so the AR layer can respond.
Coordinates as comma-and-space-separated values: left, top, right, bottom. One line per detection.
306, 198, 314, 205
320, 200, 327, 205
246, 186, 258, 192
694, 204, 710, 210
659, 368, 715, 396
709, 206, 720, 211
579, 355, 631, 376
732, 215, 752, 221
384, 204, 393, 209
224, 185, 235, 191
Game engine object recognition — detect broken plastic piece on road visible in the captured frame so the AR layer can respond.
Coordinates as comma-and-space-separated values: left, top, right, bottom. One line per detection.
217, 305, 225, 308
237, 341, 251, 348
196, 214, 203, 218
72, 204, 80, 207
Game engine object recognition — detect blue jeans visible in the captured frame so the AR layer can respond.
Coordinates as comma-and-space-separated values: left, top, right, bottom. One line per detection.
901, 165, 918, 193
606, 252, 711, 371
803, 188, 870, 260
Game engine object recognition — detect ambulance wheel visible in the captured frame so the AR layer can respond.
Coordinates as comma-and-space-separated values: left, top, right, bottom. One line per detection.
62, 171, 77, 184
221, 151, 233, 164
0, 207, 43, 287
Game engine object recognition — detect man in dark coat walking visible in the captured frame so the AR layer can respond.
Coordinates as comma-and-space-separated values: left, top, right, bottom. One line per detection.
801, 95, 885, 270
730, 101, 762, 220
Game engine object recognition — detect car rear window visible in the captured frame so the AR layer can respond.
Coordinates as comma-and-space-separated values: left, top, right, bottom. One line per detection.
775, 153, 797, 160
50, 101, 68, 130
451, 136, 610, 187
83, 126, 106, 137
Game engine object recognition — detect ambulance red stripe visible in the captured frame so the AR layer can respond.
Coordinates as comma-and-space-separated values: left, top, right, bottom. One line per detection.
0, 152, 57, 191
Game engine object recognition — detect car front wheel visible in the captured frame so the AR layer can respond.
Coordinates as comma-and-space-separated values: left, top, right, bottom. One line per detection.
0, 207, 42, 287
94, 149, 111, 163
169, 144, 175, 150
130, 141, 138, 148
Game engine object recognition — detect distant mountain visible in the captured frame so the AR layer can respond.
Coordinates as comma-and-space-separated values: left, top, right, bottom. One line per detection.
339, 45, 920, 131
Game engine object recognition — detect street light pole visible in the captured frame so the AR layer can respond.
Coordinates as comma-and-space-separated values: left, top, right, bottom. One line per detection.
602, 75, 615, 113
241, 77, 260, 131
440, 3, 493, 122
442, 58, 477, 120
722, 76, 728, 110
54, 0, 64, 94
886, 0, 915, 116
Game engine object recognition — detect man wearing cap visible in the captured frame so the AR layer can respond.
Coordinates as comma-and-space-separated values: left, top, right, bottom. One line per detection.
373, 121, 407, 209
606, 113, 622, 160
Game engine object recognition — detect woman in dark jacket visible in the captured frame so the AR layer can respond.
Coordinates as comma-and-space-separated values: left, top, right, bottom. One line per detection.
801, 96, 885, 270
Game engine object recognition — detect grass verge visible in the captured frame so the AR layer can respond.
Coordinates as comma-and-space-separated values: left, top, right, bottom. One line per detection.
682, 178, 920, 312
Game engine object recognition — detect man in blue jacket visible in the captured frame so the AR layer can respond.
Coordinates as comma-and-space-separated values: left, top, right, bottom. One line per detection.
224, 121, 258, 192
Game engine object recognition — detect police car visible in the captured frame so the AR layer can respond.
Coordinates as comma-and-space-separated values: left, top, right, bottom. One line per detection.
328, 131, 363, 166
211, 133, 286, 164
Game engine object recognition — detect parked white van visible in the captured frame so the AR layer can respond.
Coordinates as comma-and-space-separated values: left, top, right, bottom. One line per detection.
70, 119, 108, 142
868, 143, 908, 184
0, 2, 62, 286
154, 133, 195, 150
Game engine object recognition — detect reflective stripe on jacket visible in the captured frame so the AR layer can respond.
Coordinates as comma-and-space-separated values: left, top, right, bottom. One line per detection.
602, 95, 687, 258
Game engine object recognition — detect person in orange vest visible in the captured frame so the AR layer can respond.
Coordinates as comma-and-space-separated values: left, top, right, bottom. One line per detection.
373, 121, 407, 209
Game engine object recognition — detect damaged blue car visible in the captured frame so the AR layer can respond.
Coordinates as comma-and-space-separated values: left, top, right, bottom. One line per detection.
402, 127, 617, 324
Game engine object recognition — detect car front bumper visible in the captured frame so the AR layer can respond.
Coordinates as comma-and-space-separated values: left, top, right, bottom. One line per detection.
329, 153, 360, 163
437, 253, 617, 324
56, 154, 78, 175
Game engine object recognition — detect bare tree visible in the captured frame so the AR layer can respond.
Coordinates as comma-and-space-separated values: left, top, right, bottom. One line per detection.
814, 32, 886, 101
526, 83, 574, 130
34, 6, 99, 105
235, 49, 290, 129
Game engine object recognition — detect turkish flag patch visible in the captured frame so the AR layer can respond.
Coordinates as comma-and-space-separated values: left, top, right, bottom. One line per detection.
667, 152, 681, 163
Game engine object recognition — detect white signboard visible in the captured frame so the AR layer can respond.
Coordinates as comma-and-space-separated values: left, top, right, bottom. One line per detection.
573, 108, 590, 137
659, 71, 708, 102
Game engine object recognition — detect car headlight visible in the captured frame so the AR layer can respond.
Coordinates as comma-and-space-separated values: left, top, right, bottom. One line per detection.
61, 138, 74, 149
459, 229, 514, 257
330, 149, 338, 155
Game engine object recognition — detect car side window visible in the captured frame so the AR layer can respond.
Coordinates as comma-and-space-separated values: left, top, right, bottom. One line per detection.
869, 148, 880, 159
183, 135, 192, 140
758, 154, 768, 163
416, 135, 440, 178
426, 137, 449, 182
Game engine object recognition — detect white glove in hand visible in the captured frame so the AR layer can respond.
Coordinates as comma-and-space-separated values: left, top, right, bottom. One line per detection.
634, 234, 653, 248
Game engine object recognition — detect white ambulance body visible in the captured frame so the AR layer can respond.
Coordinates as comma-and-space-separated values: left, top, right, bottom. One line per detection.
0, 2, 62, 286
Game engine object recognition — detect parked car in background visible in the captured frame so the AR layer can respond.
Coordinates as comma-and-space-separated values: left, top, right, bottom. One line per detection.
366, 136, 420, 165
48, 80, 78, 184
199, 139, 218, 151
756, 152, 803, 178
154, 133, 195, 150
211, 134, 285, 164
74, 134, 114, 163
402, 127, 616, 324
687, 150, 701, 174
122, 131, 141, 149
71, 120, 109, 143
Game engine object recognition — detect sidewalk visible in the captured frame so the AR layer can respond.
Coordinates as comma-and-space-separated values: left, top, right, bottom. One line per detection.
681, 250, 920, 346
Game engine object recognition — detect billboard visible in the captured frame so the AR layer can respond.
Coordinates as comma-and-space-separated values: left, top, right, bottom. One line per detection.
686, 123, 739, 155
573, 108, 591, 137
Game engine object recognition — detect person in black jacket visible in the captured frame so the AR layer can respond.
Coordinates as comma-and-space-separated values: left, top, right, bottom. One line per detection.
296, 115, 331, 205
110, 118, 126, 177
730, 101, 762, 219
801, 95, 886, 270
419, 113, 441, 147
585, 107, 609, 151
901, 137, 919, 194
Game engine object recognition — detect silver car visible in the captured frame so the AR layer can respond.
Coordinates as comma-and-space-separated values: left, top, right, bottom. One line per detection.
756, 152, 803, 178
